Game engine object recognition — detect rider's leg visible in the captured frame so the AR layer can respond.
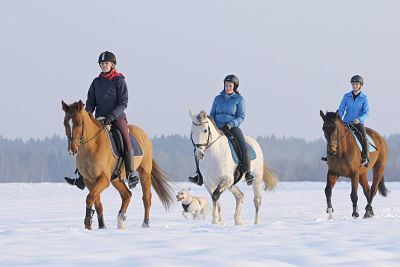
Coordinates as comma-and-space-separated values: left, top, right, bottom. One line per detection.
113, 118, 139, 188
229, 127, 254, 185
354, 123, 369, 166
188, 151, 203, 186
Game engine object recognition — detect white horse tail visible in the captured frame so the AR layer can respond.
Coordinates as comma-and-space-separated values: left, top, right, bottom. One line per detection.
262, 162, 278, 191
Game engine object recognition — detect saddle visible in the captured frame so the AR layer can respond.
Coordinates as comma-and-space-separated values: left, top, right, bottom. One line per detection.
223, 131, 257, 186
346, 125, 377, 153
106, 127, 144, 179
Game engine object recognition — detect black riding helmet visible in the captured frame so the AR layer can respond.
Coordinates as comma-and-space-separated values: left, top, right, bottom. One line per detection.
98, 51, 117, 64
224, 74, 239, 90
350, 75, 364, 85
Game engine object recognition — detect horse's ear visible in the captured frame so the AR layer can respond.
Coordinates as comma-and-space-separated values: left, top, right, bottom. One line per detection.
320, 110, 325, 121
77, 100, 85, 111
189, 109, 197, 122
62, 100, 69, 112
335, 109, 339, 119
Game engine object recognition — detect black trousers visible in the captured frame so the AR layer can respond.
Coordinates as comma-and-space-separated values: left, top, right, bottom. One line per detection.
225, 127, 250, 171
353, 123, 369, 158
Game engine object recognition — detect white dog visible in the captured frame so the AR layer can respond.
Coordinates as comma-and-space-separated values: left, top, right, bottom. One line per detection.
176, 188, 209, 220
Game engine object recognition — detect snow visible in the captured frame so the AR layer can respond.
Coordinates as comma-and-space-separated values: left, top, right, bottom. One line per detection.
0, 182, 399, 267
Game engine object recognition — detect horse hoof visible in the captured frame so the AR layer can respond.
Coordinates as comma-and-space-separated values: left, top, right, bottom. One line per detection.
99, 225, 107, 229
352, 212, 359, 218
142, 222, 150, 228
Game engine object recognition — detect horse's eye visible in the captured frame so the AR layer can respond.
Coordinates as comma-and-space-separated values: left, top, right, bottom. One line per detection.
204, 129, 207, 133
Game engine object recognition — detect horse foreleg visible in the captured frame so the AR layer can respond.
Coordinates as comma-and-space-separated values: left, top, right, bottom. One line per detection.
111, 179, 132, 229
85, 175, 109, 230
350, 173, 360, 218
229, 185, 244, 225
325, 172, 337, 220
140, 170, 152, 228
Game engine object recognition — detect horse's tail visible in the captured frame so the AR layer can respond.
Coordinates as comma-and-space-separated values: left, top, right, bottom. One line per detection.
151, 159, 175, 210
378, 176, 389, 197
262, 162, 278, 192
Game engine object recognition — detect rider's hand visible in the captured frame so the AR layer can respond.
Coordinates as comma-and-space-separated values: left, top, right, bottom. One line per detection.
222, 124, 232, 132
104, 114, 115, 125
353, 118, 360, 125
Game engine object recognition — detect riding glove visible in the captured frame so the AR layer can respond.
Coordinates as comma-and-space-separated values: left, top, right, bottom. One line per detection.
104, 114, 115, 125
222, 124, 232, 132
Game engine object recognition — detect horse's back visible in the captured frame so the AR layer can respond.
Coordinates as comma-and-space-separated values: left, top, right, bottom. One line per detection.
244, 135, 264, 163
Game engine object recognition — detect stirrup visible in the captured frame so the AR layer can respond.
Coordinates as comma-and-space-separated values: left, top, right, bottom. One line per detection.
127, 173, 140, 189
64, 177, 85, 190
188, 173, 203, 186
361, 157, 369, 166
245, 171, 255, 186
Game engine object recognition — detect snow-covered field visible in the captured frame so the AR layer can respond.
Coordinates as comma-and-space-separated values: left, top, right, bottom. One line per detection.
0, 181, 399, 267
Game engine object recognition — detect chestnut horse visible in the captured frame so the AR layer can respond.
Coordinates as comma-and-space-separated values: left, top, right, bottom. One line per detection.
320, 110, 388, 219
62, 100, 174, 229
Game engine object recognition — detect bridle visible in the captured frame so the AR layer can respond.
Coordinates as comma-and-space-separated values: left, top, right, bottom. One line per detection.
67, 113, 106, 149
190, 120, 223, 150
323, 121, 351, 152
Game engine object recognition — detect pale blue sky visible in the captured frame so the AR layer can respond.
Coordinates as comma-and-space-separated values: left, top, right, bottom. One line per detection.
1, 0, 399, 141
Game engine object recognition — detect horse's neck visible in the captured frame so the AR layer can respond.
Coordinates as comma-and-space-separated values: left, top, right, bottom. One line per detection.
80, 112, 108, 153
208, 124, 229, 152
337, 123, 355, 158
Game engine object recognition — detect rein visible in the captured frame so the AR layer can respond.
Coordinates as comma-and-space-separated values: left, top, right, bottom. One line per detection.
70, 114, 106, 147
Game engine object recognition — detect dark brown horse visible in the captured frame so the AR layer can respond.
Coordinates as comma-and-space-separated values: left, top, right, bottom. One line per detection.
320, 110, 388, 219
62, 100, 174, 229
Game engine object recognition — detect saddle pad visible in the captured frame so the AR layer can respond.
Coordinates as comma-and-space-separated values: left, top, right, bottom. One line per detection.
351, 132, 377, 153
228, 140, 256, 164
107, 130, 144, 158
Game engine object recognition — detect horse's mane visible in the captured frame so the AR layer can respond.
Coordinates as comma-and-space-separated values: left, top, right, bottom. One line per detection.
85, 110, 103, 128
324, 111, 344, 125
206, 115, 223, 135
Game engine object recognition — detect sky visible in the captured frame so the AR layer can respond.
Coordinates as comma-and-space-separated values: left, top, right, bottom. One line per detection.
1, 0, 399, 141
1, 182, 399, 266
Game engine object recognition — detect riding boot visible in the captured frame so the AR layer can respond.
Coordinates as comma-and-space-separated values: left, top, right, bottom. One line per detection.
64, 169, 85, 190
188, 151, 203, 186
360, 136, 370, 166
124, 149, 140, 189
242, 148, 255, 186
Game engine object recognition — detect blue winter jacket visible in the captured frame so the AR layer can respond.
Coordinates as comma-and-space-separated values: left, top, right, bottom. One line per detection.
338, 91, 369, 124
210, 90, 245, 128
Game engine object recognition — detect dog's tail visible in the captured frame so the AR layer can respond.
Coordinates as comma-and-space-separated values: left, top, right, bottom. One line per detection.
262, 162, 278, 191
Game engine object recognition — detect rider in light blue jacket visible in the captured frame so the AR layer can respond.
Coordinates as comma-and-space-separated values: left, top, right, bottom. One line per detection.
338, 75, 370, 166
189, 74, 255, 186
210, 90, 245, 129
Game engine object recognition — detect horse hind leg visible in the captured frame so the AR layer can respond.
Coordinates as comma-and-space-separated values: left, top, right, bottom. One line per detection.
364, 168, 388, 219
229, 185, 244, 225
140, 170, 152, 228
252, 181, 262, 224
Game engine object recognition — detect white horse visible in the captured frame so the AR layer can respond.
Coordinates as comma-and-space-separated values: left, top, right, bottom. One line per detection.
189, 110, 278, 225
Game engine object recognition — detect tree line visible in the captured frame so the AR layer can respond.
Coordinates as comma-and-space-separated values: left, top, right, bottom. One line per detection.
0, 134, 399, 182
